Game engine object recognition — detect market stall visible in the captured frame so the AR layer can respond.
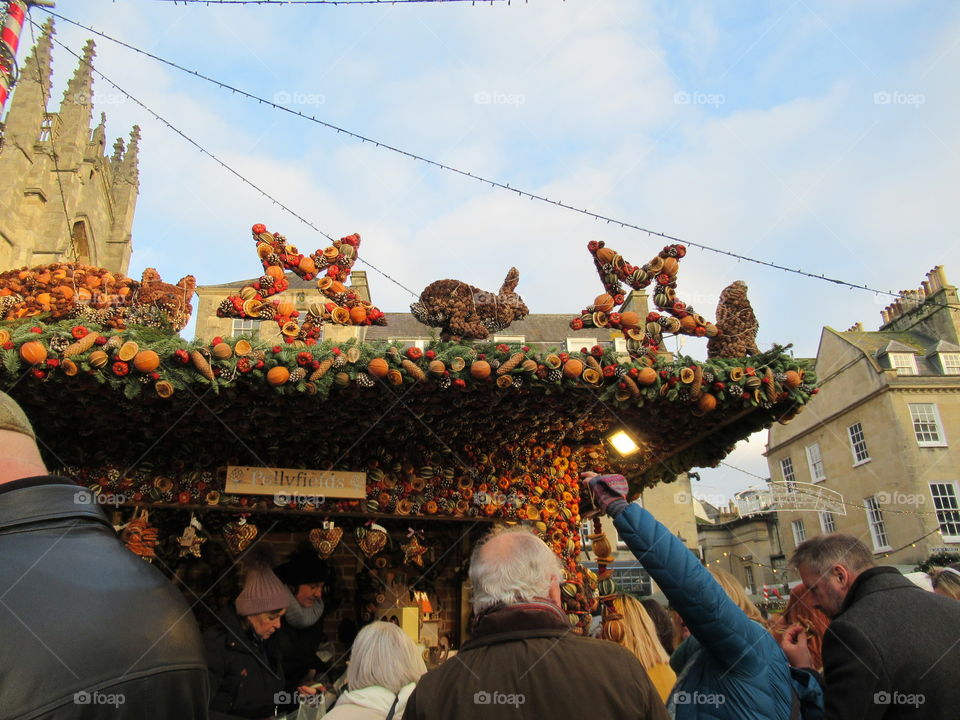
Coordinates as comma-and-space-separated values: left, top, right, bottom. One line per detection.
0, 226, 816, 665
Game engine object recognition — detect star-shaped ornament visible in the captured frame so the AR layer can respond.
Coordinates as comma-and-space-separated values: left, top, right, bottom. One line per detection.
401, 535, 428, 567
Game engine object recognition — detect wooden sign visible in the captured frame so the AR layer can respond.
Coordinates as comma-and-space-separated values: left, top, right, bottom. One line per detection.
226, 465, 366, 499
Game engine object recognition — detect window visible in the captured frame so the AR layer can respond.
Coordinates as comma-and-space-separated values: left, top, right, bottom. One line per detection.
232, 318, 257, 335
613, 337, 628, 355
819, 511, 837, 533
743, 566, 756, 595
940, 353, 960, 375
865, 496, 891, 551
610, 565, 651, 596
492, 335, 525, 344
780, 457, 797, 493
389, 338, 425, 350
909, 404, 947, 447
566, 338, 596, 352
930, 483, 960, 541
791, 519, 806, 546
805, 443, 826, 482
888, 353, 917, 375
848, 423, 870, 465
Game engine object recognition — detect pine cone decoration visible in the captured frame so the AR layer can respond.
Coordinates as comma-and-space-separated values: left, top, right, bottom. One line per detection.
355, 372, 375, 388
496, 352, 526, 376
218, 299, 234, 315
438, 374, 452, 390
402, 359, 426, 382
707, 280, 759, 359
333, 354, 346, 369
310, 357, 334, 381
191, 350, 215, 382
512, 375, 524, 388
289, 368, 306, 383
615, 366, 627, 378
63, 332, 99, 358
220, 365, 239, 383
548, 368, 563, 382
259, 275, 275, 289
48, 336, 70, 354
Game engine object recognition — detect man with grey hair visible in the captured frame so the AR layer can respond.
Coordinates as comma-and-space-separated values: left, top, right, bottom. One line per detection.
0, 390, 209, 718
402, 525, 667, 719
781, 533, 960, 718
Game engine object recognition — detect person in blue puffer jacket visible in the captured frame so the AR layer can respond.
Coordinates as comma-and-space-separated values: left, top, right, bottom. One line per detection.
584, 473, 823, 720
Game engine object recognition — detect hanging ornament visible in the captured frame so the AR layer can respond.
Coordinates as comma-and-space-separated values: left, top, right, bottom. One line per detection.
120, 507, 158, 560
355, 521, 388, 559
223, 516, 258, 557
177, 512, 207, 559
401, 528, 428, 567
309, 520, 343, 559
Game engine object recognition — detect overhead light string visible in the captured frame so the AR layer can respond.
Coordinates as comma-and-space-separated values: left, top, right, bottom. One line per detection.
40, 9, 960, 314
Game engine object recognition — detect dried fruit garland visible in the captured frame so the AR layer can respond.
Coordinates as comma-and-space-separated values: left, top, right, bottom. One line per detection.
63, 439, 592, 572
0, 322, 816, 417
216, 224, 387, 344
570, 242, 719, 362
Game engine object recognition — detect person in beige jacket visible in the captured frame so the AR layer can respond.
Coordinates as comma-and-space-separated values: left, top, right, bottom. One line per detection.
325, 621, 426, 720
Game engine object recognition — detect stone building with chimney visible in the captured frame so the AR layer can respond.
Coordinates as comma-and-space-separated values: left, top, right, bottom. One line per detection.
0, 20, 140, 274
767, 266, 960, 568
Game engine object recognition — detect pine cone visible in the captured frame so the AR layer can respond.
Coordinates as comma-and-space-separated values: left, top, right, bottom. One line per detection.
333, 354, 346, 369
218, 299, 234, 315
310, 357, 334, 381
402, 359, 426, 382
438, 375, 452, 390
355, 372, 375, 388
289, 368, 306, 383
548, 368, 563, 382
191, 350, 215, 382
259, 275, 275, 289
496, 352, 526, 376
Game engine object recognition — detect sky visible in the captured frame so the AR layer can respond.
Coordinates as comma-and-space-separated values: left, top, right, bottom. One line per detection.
11, 0, 960, 501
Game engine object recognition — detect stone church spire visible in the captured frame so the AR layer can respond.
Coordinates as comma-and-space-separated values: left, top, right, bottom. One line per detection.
121, 124, 140, 184
2, 18, 54, 148
57, 39, 95, 167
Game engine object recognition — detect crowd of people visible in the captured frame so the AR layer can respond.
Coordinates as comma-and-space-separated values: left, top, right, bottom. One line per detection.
3, 388, 960, 719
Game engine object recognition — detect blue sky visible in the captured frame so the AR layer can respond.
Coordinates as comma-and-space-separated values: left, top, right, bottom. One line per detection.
16, 0, 960, 500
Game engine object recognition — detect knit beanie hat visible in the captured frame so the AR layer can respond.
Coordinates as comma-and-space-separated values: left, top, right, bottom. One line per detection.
0, 391, 35, 440
235, 547, 289, 616
275, 544, 332, 587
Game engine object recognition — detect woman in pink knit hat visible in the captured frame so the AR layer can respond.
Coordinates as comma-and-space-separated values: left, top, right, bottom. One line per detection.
204, 547, 290, 719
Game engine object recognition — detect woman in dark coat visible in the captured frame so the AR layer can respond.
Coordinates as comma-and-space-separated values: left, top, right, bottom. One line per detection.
204, 551, 289, 720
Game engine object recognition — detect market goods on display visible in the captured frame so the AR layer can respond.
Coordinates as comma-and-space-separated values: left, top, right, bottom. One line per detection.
411, 267, 529, 341
121, 508, 159, 559
223, 517, 259, 557
569, 241, 719, 362
0, 264, 196, 331
215, 224, 387, 344
309, 522, 343, 559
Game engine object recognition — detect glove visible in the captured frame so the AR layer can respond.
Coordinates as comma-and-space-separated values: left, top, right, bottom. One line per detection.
584, 473, 629, 517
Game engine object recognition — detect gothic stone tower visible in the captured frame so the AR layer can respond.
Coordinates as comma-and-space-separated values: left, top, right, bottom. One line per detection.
0, 19, 139, 275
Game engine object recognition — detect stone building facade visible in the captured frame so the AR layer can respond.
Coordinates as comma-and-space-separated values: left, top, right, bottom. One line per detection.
767, 266, 960, 567
0, 20, 139, 275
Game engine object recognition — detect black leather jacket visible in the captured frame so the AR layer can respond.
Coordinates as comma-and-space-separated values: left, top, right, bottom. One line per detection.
0, 476, 209, 720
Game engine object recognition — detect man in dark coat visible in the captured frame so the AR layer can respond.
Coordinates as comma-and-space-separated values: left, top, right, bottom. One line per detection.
781, 533, 960, 719
0, 391, 209, 719
402, 525, 668, 720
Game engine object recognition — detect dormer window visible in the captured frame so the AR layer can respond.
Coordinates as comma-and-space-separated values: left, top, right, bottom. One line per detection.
888, 353, 917, 375
566, 337, 596, 352
939, 353, 960, 375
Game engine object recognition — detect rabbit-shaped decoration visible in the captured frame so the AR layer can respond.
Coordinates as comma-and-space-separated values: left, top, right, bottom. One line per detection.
411, 267, 529, 341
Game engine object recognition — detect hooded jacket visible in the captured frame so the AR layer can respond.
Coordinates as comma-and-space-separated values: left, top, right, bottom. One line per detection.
614, 502, 793, 720
0, 476, 208, 720
327, 683, 415, 720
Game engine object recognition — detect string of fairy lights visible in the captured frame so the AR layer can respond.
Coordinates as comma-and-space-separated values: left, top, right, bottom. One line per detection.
35, 8, 960, 316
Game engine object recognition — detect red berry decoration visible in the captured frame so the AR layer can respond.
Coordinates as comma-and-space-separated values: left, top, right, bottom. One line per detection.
71, 326, 88, 339
296, 352, 313, 366
252, 223, 267, 234
178, 491, 191, 504
2, 341, 13, 350
212, 336, 224, 346
174, 349, 190, 364
112, 361, 129, 377
47, 358, 60, 368
30, 326, 42, 334
31, 368, 46, 379
406, 346, 423, 360
426, 350, 437, 360
272, 346, 282, 354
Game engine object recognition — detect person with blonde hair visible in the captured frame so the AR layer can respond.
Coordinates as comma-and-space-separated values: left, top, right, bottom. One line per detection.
612, 594, 676, 702
929, 562, 960, 600
326, 621, 427, 719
